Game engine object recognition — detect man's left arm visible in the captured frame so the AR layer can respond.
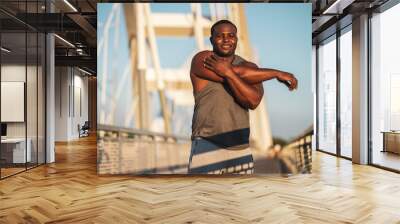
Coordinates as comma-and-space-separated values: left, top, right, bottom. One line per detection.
233, 61, 298, 91
204, 56, 263, 110
224, 71, 264, 110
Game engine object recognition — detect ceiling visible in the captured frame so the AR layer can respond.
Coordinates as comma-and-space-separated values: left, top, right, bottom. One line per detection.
311, 0, 390, 44
0, 0, 396, 74
0, 0, 97, 74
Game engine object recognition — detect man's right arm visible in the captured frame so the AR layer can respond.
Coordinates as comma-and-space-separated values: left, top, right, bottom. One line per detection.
191, 51, 224, 83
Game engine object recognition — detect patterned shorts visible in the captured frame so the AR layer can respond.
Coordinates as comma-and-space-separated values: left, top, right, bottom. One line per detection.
188, 137, 254, 174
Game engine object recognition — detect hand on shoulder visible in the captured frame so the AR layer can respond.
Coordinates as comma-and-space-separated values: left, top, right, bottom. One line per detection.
190, 50, 225, 83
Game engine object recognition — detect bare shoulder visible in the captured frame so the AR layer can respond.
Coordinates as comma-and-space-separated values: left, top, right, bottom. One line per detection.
192, 50, 213, 63
191, 50, 212, 74
190, 50, 224, 83
235, 55, 258, 68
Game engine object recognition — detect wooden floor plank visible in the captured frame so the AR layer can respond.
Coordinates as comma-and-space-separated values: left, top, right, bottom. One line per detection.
1, 135, 400, 223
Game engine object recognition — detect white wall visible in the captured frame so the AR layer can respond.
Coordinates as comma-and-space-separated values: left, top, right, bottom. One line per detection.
55, 67, 89, 141
71, 72, 89, 138
1, 63, 46, 164
1, 82, 25, 122
55, 66, 69, 141
1, 65, 36, 138
1, 66, 26, 138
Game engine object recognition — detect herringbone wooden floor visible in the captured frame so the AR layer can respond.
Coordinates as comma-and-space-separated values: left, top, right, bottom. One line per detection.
1, 135, 400, 223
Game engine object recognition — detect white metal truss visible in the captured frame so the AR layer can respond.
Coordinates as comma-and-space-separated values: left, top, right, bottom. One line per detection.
116, 3, 273, 150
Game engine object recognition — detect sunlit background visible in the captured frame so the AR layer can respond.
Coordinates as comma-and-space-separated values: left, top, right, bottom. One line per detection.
98, 3, 312, 143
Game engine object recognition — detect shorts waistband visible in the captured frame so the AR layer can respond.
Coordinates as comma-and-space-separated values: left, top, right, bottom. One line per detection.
192, 136, 203, 140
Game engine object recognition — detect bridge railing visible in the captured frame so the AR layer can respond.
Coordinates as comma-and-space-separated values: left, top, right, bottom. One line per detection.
97, 124, 191, 175
98, 124, 189, 141
282, 126, 313, 174
97, 124, 313, 175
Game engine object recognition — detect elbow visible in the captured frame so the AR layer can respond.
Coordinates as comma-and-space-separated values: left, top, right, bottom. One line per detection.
248, 102, 260, 110
248, 104, 258, 110
248, 96, 262, 110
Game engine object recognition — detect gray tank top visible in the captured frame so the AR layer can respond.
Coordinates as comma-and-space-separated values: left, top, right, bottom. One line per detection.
191, 55, 250, 150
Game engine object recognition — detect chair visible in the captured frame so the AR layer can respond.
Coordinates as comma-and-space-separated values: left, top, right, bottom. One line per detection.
79, 121, 90, 138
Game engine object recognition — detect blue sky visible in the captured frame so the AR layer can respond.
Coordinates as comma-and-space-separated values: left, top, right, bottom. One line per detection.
245, 4, 312, 140
98, 3, 312, 141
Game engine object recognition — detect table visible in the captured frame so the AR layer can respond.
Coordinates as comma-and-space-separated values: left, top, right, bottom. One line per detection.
382, 131, 400, 154
1, 138, 31, 163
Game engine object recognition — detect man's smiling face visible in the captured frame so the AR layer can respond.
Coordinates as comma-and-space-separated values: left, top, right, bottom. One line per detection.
210, 23, 238, 57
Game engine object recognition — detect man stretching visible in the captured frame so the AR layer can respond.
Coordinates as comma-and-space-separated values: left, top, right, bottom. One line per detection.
188, 20, 297, 174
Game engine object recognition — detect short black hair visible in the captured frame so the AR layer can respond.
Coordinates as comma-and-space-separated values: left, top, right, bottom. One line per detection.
210, 20, 237, 36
